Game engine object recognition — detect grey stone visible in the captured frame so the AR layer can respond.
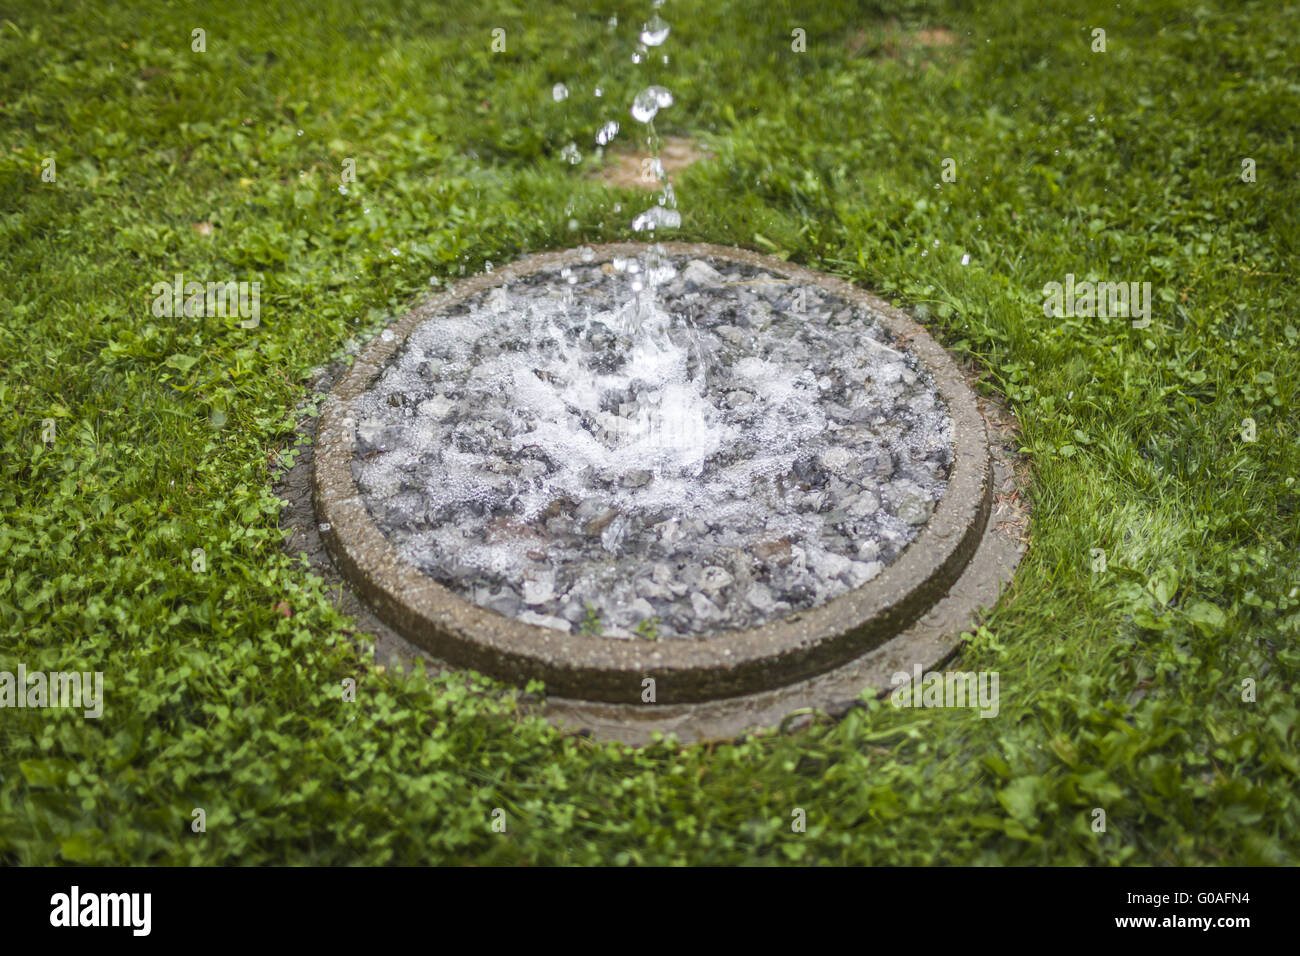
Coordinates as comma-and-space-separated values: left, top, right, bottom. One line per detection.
681, 259, 725, 289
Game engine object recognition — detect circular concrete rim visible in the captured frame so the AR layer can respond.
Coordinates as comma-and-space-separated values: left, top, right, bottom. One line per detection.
314, 242, 991, 705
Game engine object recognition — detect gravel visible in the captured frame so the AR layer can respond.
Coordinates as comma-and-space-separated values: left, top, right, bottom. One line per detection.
347, 249, 953, 639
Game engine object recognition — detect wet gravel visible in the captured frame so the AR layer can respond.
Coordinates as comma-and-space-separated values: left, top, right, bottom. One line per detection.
347, 251, 952, 639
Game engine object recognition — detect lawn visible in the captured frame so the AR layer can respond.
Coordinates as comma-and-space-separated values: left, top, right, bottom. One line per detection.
0, 0, 1297, 864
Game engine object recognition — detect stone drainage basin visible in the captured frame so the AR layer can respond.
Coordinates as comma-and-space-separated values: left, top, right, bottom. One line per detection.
308, 242, 1027, 743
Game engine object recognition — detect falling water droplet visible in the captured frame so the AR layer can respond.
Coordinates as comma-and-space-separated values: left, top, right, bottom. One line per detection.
552, 83, 569, 102
485, 260, 493, 273
631, 206, 682, 232
560, 142, 582, 165
578, 246, 595, 262
631, 86, 673, 123
961, 253, 971, 266
640, 14, 670, 46
596, 120, 620, 146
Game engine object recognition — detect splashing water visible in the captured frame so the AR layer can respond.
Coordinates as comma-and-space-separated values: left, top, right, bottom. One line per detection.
351, 255, 954, 637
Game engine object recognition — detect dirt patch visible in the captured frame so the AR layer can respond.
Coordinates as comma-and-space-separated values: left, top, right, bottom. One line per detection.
848, 23, 960, 59
592, 136, 710, 190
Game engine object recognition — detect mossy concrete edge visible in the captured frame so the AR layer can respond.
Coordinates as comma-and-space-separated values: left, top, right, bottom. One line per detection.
312, 243, 1007, 706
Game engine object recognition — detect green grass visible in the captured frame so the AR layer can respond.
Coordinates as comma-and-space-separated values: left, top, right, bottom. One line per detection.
1, 0, 1297, 864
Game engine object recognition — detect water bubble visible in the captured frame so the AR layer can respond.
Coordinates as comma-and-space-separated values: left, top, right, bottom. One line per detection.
639, 14, 670, 46
596, 120, 620, 146
560, 142, 582, 165
552, 83, 569, 102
